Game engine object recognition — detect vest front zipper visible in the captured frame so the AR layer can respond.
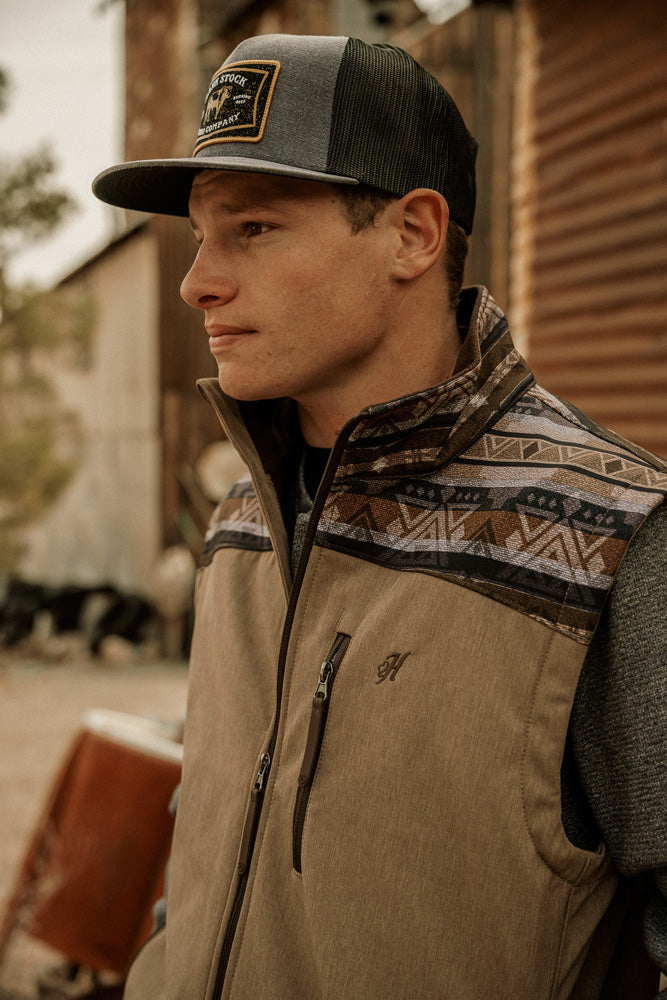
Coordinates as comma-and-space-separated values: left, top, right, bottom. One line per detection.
211, 423, 358, 999
212, 753, 271, 1000
238, 753, 272, 875
293, 632, 351, 873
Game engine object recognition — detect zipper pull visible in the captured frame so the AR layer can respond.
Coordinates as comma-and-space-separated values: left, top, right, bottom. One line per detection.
293, 634, 351, 874
298, 647, 343, 789
238, 752, 271, 875
254, 752, 271, 792
298, 661, 333, 788
298, 635, 351, 789
314, 659, 334, 700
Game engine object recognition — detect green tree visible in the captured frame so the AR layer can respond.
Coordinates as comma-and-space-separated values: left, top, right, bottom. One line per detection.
0, 68, 93, 574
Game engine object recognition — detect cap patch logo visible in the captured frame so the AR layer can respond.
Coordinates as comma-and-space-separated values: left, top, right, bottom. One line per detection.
194, 60, 280, 153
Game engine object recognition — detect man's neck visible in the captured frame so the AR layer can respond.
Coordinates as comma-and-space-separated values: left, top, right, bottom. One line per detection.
297, 310, 463, 448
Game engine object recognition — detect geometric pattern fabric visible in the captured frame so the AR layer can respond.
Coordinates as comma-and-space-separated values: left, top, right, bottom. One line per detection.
202, 288, 667, 644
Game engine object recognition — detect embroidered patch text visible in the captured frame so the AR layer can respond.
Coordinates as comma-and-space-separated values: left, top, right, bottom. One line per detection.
194, 60, 280, 152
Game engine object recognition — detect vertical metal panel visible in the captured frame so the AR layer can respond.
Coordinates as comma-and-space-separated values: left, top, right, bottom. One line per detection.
515, 0, 667, 457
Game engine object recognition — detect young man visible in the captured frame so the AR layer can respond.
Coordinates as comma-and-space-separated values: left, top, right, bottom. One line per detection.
93, 34, 667, 1000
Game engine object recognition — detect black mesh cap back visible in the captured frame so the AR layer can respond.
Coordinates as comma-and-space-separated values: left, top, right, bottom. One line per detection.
327, 38, 477, 234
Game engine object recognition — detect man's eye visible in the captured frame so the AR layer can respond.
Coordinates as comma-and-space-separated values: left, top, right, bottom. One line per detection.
244, 222, 271, 237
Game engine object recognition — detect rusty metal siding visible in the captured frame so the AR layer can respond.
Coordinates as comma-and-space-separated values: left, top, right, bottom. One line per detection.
517, 0, 667, 457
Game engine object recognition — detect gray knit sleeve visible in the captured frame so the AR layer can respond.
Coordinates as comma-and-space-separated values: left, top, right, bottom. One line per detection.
571, 502, 667, 982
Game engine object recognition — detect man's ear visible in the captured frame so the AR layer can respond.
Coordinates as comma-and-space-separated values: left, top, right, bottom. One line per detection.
389, 189, 449, 281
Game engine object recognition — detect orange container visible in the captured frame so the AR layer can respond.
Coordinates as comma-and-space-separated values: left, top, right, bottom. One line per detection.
0, 710, 182, 976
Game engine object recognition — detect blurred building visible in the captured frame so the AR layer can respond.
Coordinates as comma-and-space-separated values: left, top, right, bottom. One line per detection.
20, 0, 667, 592
19, 223, 163, 591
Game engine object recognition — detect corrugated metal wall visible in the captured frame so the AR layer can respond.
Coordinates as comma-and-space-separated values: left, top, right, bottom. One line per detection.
514, 0, 667, 457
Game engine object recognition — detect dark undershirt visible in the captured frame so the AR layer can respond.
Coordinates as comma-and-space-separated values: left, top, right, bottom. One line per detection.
303, 443, 331, 501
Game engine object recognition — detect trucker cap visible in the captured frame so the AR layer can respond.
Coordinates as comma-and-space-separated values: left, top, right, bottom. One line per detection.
93, 33, 478, 234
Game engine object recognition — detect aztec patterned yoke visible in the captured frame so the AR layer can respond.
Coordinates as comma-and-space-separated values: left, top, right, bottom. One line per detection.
201, 287, 667, 646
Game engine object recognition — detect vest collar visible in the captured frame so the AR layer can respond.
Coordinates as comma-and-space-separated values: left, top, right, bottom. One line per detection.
198, 286, 534, 483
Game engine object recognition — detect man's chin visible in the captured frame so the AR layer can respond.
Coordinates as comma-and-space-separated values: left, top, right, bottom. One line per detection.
216, 372, 283, 403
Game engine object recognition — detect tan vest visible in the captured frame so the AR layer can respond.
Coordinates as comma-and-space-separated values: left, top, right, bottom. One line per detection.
125, 289, 666, 999
129, 544, 617, 999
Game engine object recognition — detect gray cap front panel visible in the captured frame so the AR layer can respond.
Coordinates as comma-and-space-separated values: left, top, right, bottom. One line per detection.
196, 34, 349, 174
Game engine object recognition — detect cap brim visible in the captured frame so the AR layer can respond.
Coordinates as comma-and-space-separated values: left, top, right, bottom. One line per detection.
92, 156, 358, 216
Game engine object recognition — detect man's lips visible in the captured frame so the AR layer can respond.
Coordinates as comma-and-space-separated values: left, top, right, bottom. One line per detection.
206, 324, 256, 350
206, 323, 255, 338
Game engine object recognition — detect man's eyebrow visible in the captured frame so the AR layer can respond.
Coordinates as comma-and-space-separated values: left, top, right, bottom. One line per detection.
188, 198, 276, 229
211, 198, 275, 216
229, 199, 274, 213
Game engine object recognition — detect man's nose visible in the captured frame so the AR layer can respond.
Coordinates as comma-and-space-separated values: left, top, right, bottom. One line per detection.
180, 245, 236, 310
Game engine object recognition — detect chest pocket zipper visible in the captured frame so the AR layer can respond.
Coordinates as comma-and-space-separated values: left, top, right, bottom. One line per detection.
292, 632, 351, 873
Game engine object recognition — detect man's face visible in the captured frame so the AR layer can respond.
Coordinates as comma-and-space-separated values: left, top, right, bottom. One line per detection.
181, 170, 395, 411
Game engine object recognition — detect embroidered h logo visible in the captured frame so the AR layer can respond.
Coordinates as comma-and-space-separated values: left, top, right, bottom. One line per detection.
376, 651, 411, 684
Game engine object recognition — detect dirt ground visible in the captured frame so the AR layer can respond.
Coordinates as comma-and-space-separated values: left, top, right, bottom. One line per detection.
0, 648, 188, 999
